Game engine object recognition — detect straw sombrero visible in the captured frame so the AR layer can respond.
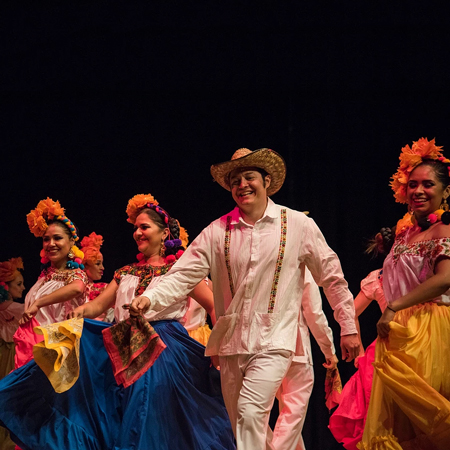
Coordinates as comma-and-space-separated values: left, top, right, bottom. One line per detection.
210, 148, 286, 196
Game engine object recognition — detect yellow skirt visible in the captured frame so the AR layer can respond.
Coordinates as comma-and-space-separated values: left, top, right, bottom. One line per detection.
0, 339, 15, 450
187, 324, 212, 347
358, 303, 450, 450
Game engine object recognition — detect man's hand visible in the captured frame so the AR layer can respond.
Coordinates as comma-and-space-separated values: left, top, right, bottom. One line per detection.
340, 334, 360, 362
210, 355, 220, 370
129, 296, 151, 317
323, 354, 338, 370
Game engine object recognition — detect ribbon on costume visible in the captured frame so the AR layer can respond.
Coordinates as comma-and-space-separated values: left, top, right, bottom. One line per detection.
325, 367, 343, 411
33, 318, 84, 393
102, 315, 166, 388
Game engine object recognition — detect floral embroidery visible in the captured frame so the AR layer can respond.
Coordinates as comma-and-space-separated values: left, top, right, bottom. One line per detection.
86, 282, 108, 301
114, 262, 175, 297
268, 209, 287, 313
224, 216, 235, 298
392, 233, 450, 265
38, 267, 88, 288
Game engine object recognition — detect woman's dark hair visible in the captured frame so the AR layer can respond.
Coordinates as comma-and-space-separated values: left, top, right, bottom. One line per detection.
417, 159, 450, 188
46, 219, 78, 241
139, 208, 185, 256
139, 208, 166, 231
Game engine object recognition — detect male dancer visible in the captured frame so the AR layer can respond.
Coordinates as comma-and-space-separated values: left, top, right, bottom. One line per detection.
131, 148, 359, 449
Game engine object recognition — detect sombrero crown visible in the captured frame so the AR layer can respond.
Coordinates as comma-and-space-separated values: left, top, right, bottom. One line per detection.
210, 148, 286, 196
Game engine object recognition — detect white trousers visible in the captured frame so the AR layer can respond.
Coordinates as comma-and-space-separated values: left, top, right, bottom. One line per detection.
271, 362, 315, 450
220, 350, 293, 450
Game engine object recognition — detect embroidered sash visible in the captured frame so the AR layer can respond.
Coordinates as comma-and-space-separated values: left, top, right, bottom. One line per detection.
224, 209, 287, 313
102, 315, 166, 388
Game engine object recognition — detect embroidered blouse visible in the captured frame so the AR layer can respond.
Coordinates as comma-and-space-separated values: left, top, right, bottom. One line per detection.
25, 267, 88, 326
383, 228, 450, 305
113, 262, 189, 323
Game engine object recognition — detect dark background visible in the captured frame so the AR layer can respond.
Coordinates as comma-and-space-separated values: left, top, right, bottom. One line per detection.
1, 3, 449, 449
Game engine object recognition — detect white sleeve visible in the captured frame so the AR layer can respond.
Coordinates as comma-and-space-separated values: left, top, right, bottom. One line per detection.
142, 225, 213, 312
301, 217, 357, 336
301, 268, 335, 359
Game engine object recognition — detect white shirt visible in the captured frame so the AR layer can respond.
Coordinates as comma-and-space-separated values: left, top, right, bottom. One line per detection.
143, 199, 356, 356
296, 268, 335, 364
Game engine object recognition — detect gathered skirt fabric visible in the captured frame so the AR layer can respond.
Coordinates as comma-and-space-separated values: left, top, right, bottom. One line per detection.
0, 339, 16, 450
188, 323, 212, 347
357, 303, 450, 450
0, 319, 235, 450
329, 339, 376, 450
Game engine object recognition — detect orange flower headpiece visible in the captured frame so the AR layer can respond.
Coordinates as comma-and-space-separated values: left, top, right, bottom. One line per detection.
80, 232, 104, 264
390, 138, 449, 203
0, 257, 24, 283
126, 194, 160, 224
26, 197, 79, 241
178, 221, 189, 249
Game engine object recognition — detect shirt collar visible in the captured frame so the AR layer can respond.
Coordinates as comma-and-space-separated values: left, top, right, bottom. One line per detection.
229, 197, 278, 225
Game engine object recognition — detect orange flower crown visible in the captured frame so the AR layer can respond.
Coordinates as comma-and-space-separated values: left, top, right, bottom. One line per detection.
126, 194, 159, 224
80, 232, 104, 264
0, 257, 24, 283
390, 138, 450, 203
26, 197, 79, 241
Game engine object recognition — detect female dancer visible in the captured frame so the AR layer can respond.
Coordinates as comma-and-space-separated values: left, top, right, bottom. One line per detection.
358, 138, 450, 449
0, 257, 25, 376
329, 267, 386, 450
0, 257, 25, 450
14, 198, 87, 367
80, 232, 113, 322
0, 194, 235, 450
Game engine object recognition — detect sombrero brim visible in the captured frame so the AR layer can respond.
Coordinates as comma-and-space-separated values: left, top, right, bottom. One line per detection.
210, 148, 286, 196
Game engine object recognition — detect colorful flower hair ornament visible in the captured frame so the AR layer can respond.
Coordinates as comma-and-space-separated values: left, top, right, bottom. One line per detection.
26, 198, 79, 241
0, 282, 10, 303
0, 257, 24, 283
80, 232, 104, 265
126, 194, 159, 224
390, 138, 445, 203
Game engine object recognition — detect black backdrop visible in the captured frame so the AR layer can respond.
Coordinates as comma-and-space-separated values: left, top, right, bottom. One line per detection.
2, 3, 450, 449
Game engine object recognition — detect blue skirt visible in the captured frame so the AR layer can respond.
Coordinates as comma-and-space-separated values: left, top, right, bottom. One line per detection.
0, 319, 235, 450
